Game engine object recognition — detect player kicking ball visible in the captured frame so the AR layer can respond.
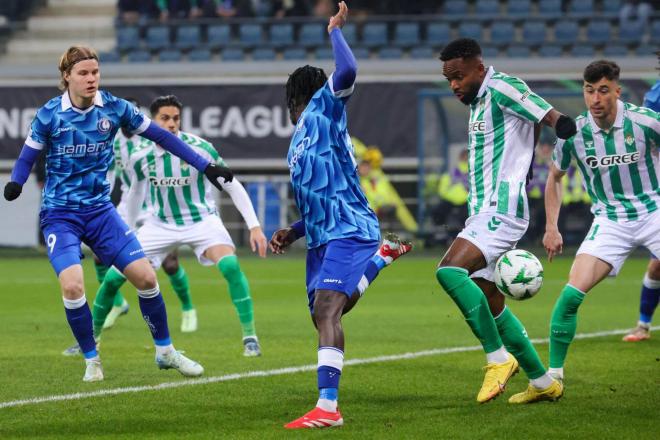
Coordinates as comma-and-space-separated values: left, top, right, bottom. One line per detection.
436, 38, 574, 404
544, 60, 660, 382
270, 2, 412, 429
90, 94, 267, 357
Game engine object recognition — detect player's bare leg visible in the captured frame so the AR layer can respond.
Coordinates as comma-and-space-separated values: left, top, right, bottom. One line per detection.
205, 244, 261, 356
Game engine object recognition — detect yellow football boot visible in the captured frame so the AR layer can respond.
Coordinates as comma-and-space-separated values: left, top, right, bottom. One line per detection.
477, 354, 519, 403
508, 378, 564, 404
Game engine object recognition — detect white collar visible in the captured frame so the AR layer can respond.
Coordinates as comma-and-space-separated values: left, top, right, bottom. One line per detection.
476, 66, 496, 100
588, 100, 624, 133
61, 90, 104, 113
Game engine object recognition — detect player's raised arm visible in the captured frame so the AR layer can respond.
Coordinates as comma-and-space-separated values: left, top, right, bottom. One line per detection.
327, 2, 357, 97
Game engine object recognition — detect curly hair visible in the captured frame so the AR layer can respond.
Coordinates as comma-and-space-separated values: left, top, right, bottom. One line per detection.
439, 38, 482, 62
285, 65, 328, 116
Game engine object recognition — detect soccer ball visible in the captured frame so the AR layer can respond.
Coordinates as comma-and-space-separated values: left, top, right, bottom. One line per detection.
494, 250, 544, 300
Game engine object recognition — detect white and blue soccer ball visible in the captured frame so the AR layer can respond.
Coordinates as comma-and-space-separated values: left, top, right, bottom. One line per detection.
494, 250, 544, 300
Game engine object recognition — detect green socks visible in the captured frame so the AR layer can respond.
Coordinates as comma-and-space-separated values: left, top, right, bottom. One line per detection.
218, 255, 256, 338
495, 307, 546, 379
92, 267, 128, 337
549, 284, 585, 369
94, 261, 127, 310
167, 266, 194, 311
436, 267, 503, 354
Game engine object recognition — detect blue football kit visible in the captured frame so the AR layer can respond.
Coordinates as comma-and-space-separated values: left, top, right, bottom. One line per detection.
287, 31, 380, 303
27, 91, 149, 274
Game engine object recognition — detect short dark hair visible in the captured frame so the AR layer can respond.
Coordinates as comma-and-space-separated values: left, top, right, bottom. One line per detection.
150, 95, 182, 116
439, 38, 482, 62
285, 65, 328, 115
583, 60, 620, 83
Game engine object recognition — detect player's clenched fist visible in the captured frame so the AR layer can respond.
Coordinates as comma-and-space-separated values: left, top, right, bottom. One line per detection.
203, 163, 233, 191
269, 228, 298, 254
4, 182, 22, 201
327, 1, 348, 34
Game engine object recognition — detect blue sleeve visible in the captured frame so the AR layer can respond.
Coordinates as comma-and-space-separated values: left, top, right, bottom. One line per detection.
643, 83, 660, 112
11, 144, 41, 184
141, 122, 211, 172
329, 28, 357, 95
290, 219, 305, 239
117, 98, 150, 134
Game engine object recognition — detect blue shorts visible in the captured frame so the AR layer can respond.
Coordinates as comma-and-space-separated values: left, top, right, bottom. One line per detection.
40, 203, 145, 276
305, 237, 379, 312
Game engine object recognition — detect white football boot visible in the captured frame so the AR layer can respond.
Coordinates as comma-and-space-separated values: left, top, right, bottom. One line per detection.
156, 350, 204, 377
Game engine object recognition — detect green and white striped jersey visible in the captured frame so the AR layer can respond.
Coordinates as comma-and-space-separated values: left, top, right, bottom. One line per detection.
553, 100, 660, 222
131, 131, 227, 226
111, 131, 141, 197
466, 66, 553, 220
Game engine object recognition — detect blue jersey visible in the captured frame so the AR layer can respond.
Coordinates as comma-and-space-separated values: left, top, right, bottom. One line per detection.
287, 79, 380, 249
26, 90, 149, 210
644, 80, 660, 112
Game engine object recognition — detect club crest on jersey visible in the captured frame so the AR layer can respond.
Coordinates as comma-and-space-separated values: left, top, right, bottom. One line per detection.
585, 152, 640, 168
625, 135, 634, 146
97, 118, 112, 134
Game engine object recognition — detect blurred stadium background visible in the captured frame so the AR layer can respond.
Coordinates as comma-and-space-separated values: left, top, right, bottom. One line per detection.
0, 0, 657, 249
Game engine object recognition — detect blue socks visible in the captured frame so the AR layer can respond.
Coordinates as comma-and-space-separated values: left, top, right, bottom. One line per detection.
63, 295, 97, 359
137, 285, 171, 347
640, 273, 660, 324
317, 347, 344, 412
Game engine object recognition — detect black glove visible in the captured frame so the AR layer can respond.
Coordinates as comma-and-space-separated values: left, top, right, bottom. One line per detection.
555, 114, 577, 140
4, 181, 22, 201
203, 163, 234, 191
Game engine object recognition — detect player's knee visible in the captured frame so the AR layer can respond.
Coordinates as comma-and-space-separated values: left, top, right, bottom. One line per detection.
132, 269, 158, 291
219, 255, 241, 280
61, 279, 85, 299
161, 255, 179, 275
647, 261, 660, 280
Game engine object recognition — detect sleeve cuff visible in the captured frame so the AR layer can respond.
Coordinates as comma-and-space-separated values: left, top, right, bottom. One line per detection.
24, 138, 44, 150
132, 117, 152, 135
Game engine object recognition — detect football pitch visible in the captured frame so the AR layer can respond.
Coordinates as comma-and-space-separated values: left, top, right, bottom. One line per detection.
0, 253, 657, 439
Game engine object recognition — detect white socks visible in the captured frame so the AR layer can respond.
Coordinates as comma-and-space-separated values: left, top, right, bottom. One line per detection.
486, 346, 509, 364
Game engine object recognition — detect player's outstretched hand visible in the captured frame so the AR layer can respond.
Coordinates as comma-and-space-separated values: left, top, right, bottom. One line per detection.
269, 227, 298, 254
4, 181, 22, 201
327, 1, 348, 34
204, 163, 233, 191
249, 226, 268, 258
543, 228, 563, 262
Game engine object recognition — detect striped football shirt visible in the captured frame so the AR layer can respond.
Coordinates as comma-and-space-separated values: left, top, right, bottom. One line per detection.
466, 66, 553, 220
131, 131, 226, 226
553, 100, 660, 222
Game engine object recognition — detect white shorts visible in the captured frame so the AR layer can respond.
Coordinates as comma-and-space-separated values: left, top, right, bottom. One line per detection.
457, 212, 529, 282
577, 210, 660, 276
136, 215, 234, 269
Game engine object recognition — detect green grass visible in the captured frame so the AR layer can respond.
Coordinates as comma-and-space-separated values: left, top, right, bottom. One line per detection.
0, 254, 657, 439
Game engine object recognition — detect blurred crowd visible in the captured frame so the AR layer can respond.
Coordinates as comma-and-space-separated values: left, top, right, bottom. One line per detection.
118, 0, 448, 23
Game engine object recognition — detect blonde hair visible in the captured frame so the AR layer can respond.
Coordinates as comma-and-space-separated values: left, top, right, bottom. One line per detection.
58, 45, 98, 90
